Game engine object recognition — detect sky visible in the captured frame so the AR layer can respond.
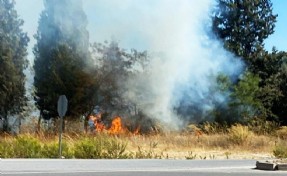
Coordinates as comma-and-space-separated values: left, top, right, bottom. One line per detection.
14, 0, 287, 64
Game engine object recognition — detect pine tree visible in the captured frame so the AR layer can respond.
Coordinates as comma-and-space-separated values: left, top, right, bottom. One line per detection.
0, 0, 29, 132
212, 0, 277, 62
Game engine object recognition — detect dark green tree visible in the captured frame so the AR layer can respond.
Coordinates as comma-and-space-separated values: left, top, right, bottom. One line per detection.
255, 50, 287, 124
33, 0, 95, 123
212, 0, 277, 62
0, 0, 29, 132
211, 0, 286, 124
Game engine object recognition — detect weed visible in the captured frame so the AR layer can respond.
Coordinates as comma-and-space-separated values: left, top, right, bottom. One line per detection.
102, 138, 128, 159
276, 126, 287, 140
247, 117, 279, 135
224, 152, 231, 159
199, 122, 229, 134
228, 124, 252, 145
185, 151, 197, 160
209, 154, 216, 159
74, 137, 103, 159
13, 135, 42, 158
273, 142, 287, 159
42, 141, 73, 158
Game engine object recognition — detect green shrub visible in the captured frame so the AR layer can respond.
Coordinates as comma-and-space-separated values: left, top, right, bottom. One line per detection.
0, 141, 15, 158
74, 137, 103, 159
13, 135, 42, 158
273, 143, 287, 158
228, 124, 252, 145
74, 136, 129, 159
102, 138, 128, 159
42, 141, 74, 158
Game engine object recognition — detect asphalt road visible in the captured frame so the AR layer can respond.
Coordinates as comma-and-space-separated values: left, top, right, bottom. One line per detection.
1, 159, 286, 176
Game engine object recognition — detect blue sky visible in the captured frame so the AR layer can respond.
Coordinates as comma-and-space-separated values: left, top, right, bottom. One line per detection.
264, 0, 287, 51
14, 0, 287, 62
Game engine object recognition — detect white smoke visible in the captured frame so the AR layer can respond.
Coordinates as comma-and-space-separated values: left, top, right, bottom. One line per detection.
84, 0, 244, 129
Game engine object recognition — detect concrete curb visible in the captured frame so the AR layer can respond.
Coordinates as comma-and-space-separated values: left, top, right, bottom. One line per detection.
277, 163, 287, 171
256, 160, 287, 171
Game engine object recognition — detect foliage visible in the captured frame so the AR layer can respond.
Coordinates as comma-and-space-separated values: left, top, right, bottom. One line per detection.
212, 0, 287, 125
276, 126, 287, 140
228, 124, 253, 145
0, 0, 29, 132
273, 142, 287, 159
13, 135, 42, 158
229, 72, 263, 120
74, 136, 128, 159
185, 151, 197, 160
90, 41, 148, 113
42, 141, 73, 158
247, 117, 279, 135
212, 0, 277, 60
213, 72, 263, 123
0, 141, 15, 158
199, 121, 229, 134
74, 137, 103, 159
133, 146, 164, 159
33, 0, 95, 121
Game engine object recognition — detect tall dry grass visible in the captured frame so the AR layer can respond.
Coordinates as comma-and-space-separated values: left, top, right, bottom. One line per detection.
1, 122, 286, 159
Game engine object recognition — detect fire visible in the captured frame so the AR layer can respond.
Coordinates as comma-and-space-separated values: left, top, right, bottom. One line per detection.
88, 114, 140, 135
108, 116, 125, 134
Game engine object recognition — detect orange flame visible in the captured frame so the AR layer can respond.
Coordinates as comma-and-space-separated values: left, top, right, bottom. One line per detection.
88, 114, 140, 135
108, 116, 126, 134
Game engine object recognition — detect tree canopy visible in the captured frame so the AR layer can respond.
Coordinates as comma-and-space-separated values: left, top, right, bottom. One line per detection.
0, 0, 29, 131
212, 0, 277, 61
33, 0, 95, 120
212, 0, 287, 125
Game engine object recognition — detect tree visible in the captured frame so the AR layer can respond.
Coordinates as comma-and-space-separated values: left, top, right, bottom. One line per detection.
90, 41, 148, 113
211, 0, 285, 124
212, 0, 277, 62
257, 50, 287, 124
33, 0, 95, 124
0, 0, 29, 132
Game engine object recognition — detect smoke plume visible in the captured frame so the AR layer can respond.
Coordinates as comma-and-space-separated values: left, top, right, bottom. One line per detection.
89, 0, 244, 129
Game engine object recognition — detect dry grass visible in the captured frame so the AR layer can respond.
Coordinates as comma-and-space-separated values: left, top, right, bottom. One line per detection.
1, 121, 281, 159
123, 132, 276, 159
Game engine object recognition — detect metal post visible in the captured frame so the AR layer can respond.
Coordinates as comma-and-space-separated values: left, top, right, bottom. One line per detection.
58, 116, 63, 158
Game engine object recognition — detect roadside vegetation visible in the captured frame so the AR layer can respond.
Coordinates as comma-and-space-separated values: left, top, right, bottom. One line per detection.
1, 121, 286, 159
1, 0, 287, 161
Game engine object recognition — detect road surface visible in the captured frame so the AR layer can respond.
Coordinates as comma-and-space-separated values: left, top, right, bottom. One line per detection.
1, 159, 286, 176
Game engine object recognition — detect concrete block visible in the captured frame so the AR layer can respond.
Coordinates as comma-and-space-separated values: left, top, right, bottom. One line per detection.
256, 161, 277, 170
277, 163, 287, 171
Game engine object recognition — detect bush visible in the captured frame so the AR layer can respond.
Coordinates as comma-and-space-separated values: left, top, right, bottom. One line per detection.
74, 137, 103, 159
199, 122, 229, 134
247, 117, 279, 135
102, 138, 128, 159
42, 141, 74, 158
74, 136, 128, 159
228, 124, 253, 145
276, 126, 287, 140
273, 142, 287, 159
0, 141, 15, 158
13, 135, 42, 158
